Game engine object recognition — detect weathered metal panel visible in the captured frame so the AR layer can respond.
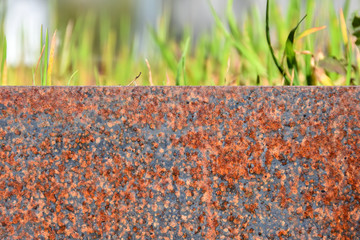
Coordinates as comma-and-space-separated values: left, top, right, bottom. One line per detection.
0, 87, 359, 239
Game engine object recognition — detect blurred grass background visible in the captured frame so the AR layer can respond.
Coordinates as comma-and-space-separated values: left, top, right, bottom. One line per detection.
0, 0, 359, 86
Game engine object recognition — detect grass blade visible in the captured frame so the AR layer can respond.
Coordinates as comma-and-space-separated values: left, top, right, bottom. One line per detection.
340, 8, 353, 85
1, 36, 6, 85
176, 37, 190, 86
285, 15, 306, 70
343, 0, 351, 20
266, 0, 290, 85
346, 49, 353, 86
284, 15, 306, 85
340, 9, 348, 46
149, 27, 177, 73
208, 0, 266, 76
67, 70, 78, 86
297, 26, 327, 40
145, 58, 154, 86
304, 45, 315, 85
328, 2, 342, 58
40, 25, 44, 85
60, 21, 73, 75
42, 29, 49, 86
226, 0, 240, 40
47, 31, 57, 86
33, 45, 45, 85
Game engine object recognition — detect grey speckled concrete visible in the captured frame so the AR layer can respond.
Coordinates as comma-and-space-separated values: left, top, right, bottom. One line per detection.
0, 86, 359, 239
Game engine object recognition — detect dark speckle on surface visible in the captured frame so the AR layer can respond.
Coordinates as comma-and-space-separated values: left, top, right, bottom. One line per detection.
0, 86, 359, 239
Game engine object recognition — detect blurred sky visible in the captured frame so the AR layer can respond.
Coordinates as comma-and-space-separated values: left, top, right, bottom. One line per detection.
1, 0, 360, 66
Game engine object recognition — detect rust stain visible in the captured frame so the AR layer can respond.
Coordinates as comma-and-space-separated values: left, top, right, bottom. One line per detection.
0, 86, 359, 239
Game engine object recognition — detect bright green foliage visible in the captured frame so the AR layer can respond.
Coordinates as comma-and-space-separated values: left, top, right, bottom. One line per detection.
38, 26, 48, 86
266, 0, 289, 85
41, 28, 49, 86
175, 37, 190, 86
284, 15, 306, 85
0, 0, 359, 86
0, 36, 6, 85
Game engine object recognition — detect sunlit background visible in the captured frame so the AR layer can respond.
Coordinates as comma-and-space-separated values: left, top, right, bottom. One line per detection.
0, 0, 359, 85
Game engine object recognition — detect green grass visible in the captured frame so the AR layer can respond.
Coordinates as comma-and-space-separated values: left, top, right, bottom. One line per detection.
0, 35, 6, 85
0, 0, 359, 86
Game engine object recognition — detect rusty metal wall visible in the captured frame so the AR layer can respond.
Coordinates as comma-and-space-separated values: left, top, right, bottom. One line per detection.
0, 87, 359, 239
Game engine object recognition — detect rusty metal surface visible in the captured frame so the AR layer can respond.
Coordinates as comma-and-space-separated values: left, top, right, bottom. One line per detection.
0, 86, 359, 239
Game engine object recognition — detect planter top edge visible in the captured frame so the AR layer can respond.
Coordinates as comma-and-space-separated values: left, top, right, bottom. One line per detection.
0, 86, 359, 89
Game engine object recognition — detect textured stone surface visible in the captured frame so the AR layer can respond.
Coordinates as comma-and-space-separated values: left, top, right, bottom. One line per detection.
0, 86, 359, 239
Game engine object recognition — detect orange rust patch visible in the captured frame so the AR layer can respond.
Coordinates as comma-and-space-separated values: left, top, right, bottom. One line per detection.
0, 86, 359, 239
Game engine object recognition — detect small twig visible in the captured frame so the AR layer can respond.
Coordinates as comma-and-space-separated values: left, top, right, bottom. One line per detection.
127, 72, 142, 86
